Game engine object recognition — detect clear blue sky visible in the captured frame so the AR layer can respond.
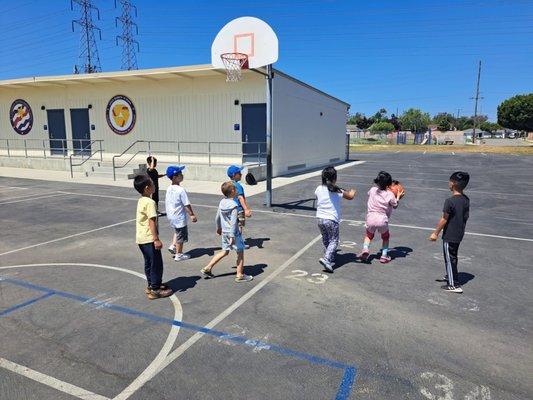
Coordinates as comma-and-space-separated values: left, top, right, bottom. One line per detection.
1, 0, 532, 121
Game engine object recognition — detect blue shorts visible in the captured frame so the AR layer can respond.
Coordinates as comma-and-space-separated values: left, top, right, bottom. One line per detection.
221, 233, 245, 252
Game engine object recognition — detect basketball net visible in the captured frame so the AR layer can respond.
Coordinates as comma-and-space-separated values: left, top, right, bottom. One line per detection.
220, 53, 248, 82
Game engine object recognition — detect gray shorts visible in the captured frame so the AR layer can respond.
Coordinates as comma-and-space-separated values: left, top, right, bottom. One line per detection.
174, 226, 188, 244
221, 233, 245, 252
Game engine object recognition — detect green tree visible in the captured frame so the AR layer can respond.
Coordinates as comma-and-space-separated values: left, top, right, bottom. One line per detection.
497, 93, 533, 132
432, 112, 456, 131
388, 113, 401, 130
455, 116, 473, 130
369, 121, 395, 135
479, 121, 501, 133
399, 108, 431, 133
347, 112, 373, 129
372, 108, 388, 122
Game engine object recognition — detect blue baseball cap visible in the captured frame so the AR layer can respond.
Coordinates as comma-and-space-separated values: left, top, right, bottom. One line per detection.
166, 165, 185, 179
227, 165, 243, 178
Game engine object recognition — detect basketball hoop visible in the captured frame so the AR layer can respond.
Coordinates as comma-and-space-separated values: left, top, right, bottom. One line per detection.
220, 53, 248, 82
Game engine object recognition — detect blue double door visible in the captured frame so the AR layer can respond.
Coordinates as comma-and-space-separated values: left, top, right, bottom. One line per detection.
46, 108, 91, 155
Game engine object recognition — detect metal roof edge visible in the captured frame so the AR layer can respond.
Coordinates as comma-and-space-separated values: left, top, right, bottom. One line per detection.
0, 64, 216, 86
272, 68, 350, 108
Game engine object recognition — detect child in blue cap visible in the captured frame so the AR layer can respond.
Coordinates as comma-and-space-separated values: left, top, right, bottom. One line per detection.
165, 165, 197, 262
227, 165, 251, 246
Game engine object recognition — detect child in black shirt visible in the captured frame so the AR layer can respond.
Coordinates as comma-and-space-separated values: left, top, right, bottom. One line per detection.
146, 156, 165, 214
429, 171, 470, 293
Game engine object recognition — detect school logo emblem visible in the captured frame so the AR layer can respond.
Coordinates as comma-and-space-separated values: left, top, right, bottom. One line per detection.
106, 95, 136, 135
10, 99, 33, 135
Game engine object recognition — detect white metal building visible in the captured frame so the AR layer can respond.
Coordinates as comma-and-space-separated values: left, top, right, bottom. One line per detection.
0, 64, 349, 179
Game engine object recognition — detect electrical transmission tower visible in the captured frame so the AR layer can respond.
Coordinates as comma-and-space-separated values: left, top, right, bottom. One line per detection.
115, 0, 139, 70
71, 0, 102, 74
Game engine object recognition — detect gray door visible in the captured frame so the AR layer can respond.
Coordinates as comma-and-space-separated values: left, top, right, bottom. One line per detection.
70, 108, 91, 155
46, 109, 67, 155
241, 103, 266, 163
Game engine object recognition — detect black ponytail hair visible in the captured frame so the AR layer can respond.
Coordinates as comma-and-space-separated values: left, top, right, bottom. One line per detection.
374, 171, 392, 191
322, 166, 342, 193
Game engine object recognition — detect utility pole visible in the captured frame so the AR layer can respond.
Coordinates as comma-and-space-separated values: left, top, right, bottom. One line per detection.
115, 0, 139, 70
71, 0, 102, 73
471, 61, 483, 144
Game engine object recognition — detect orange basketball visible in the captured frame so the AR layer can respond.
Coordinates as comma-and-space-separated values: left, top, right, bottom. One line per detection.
388, 182, 405, 199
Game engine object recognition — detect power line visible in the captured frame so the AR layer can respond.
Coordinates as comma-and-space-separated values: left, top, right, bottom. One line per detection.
71, 0, 102, 73
115, 0, 139, 70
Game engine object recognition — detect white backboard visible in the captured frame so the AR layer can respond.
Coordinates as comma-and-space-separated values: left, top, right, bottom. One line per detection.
211, 17, 278, 69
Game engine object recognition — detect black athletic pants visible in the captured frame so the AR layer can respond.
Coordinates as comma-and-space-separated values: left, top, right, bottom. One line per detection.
442, 241, 460, 286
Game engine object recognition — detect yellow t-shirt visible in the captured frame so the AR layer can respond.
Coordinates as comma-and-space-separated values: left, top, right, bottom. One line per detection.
136, 196, 157, 244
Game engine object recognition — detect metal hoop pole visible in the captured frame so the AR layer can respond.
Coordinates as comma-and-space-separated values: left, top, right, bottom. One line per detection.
265, 64, 273, 207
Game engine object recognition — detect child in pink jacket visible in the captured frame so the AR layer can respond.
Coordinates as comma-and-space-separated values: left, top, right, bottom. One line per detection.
358, 171, 404, 263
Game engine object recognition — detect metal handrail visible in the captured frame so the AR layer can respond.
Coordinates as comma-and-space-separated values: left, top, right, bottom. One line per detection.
111, 140, 266, 181
0, 138, 104, 159
69, 140, 104, 178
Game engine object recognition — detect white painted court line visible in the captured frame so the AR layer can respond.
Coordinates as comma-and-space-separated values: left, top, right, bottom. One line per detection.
0, 263, 182, 400
0, 185, 28, 190
0, 190, 63, 202
56, 192, 533, 242
115, 234, 324, 399
0, 193, 67, 205
0, 219, 135, 257
0, 357, 109, 400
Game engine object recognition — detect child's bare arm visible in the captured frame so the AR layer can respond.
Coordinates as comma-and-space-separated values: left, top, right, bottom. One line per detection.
238, 195, 252, 217
185, 205, 197, 222
429, 213, 449, 241
148, 217, 162, 249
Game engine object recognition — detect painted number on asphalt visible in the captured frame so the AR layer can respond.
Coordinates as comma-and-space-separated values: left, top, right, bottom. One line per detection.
420, 372, 491, 400
287, 270, 328, 284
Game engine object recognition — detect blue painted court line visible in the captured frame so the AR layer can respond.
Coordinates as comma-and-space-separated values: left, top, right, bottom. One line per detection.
0, 291, 54, 317
1, 276, 357, 399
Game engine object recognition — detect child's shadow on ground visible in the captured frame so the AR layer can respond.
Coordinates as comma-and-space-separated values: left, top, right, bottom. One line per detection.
338, 246, 413, 268
208, 263, 268, 279
458, 272, 475, 286
166, 275, 201, 293
245, 237, 270, 249
188, 247, 220, 259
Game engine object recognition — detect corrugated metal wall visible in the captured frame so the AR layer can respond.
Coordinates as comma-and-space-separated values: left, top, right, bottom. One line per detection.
272, 73, 349, 176
0, 74, 266, 156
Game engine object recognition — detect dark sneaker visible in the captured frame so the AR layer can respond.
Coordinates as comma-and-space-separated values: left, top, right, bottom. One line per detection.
441, 284, 463, 293
435, 275, 448, 282
201, 267, 215, 279
358, 249, 369, 261
319, 258, 334, 272
147, 287, 173, 299
379, 255, 392, 264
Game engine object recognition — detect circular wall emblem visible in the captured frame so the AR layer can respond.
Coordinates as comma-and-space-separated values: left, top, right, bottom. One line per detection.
10, 99, 33, 135
106, 95, 136, 135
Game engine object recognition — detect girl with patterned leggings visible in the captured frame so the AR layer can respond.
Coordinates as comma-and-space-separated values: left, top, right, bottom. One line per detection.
314, 166, 356, 272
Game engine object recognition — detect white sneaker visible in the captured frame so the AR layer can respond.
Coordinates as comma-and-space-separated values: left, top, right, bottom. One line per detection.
174, 253, 191, 262
168, 246, 176, 255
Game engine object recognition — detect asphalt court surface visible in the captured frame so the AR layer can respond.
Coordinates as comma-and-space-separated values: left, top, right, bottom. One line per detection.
0, 151, 532, 399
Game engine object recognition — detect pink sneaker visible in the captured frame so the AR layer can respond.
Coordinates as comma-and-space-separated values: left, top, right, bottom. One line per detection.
358, 249, 369, 260
379, 255, 391, 263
